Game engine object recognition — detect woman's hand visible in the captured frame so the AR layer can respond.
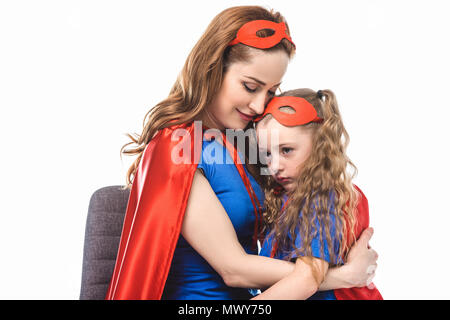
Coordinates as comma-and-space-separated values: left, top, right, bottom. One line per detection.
344, 227, 378, 288
318, 227, 378, 291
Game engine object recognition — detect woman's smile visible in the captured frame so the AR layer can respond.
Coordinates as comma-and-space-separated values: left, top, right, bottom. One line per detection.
236, 108, 256, 121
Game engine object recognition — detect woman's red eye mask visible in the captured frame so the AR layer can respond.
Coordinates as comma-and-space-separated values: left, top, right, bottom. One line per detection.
228, 20, 296, 49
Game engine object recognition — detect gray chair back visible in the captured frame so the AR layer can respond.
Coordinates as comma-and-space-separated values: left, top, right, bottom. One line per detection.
79, 186, 130, 300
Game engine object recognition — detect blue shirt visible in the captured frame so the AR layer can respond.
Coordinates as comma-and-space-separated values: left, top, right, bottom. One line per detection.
259, 194, 341, 300
161, 137, 264, 300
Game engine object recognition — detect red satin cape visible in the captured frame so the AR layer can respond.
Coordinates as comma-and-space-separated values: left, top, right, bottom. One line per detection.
333, 185, 383, 300
105, 122, 262, 299
105, 122, 202, 300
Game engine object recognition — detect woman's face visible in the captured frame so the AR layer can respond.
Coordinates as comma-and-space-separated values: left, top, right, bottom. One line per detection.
203, 49, 289, 130
256, 118, 314, 193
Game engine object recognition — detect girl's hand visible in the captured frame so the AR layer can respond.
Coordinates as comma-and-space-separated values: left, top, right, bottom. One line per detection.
344, 227, 378, 288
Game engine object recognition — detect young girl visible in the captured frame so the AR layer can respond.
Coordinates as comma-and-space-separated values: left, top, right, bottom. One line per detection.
253, 88, 383, 300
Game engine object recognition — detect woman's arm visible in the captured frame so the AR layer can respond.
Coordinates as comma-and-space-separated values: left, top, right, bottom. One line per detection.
182, 170, 377, 290
252, 257, 329, 300
181, 170, 294, 288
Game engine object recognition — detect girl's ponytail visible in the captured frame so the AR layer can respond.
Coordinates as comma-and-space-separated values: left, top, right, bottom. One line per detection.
318, 89, 347, 150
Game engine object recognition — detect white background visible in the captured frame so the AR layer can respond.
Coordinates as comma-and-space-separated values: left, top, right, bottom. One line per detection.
1, 0, 449, 299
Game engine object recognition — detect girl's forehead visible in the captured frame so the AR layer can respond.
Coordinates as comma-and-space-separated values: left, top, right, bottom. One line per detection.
256, 118, 305, 144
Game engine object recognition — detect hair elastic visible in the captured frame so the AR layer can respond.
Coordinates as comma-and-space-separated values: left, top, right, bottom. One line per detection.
317, 90, 324, 100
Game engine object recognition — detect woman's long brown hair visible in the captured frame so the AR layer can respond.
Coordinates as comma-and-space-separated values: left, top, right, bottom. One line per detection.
260, 88, 359, 265
120, 6, 295, 188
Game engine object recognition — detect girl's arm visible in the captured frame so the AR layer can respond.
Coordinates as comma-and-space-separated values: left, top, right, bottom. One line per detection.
252, 257, 329, 300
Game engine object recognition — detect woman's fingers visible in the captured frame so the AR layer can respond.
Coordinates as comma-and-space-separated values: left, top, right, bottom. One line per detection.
356, 227, 374, 248
366, 263, 377, 275
366, 274, 376, 288
369, 248, 379, 262
343, 227, 380, 288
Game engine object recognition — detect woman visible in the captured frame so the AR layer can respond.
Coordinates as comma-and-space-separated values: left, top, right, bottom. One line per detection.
106, 6, 378, 300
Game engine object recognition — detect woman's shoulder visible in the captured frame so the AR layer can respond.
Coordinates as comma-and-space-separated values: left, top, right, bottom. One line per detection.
199, 136, 230, 164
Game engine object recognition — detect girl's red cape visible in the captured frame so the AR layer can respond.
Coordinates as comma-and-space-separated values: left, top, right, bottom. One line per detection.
334, 185, 383, 300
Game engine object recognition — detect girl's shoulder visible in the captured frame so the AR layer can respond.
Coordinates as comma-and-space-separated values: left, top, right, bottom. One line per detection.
353, 184, 368, 205
352, 184, 370, 232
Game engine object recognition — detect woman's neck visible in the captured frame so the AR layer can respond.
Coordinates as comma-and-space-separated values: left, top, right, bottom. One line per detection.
198, 109, 225, 133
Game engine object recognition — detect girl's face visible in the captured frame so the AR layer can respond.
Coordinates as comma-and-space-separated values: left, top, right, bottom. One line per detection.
257, 118, 314, 193
203, 49, 289, 130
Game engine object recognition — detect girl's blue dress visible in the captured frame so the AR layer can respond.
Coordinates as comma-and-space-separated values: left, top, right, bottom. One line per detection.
259, 194, 340, 300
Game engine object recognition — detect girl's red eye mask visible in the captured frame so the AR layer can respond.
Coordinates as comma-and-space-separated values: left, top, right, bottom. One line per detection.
254, 96, 323, 126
